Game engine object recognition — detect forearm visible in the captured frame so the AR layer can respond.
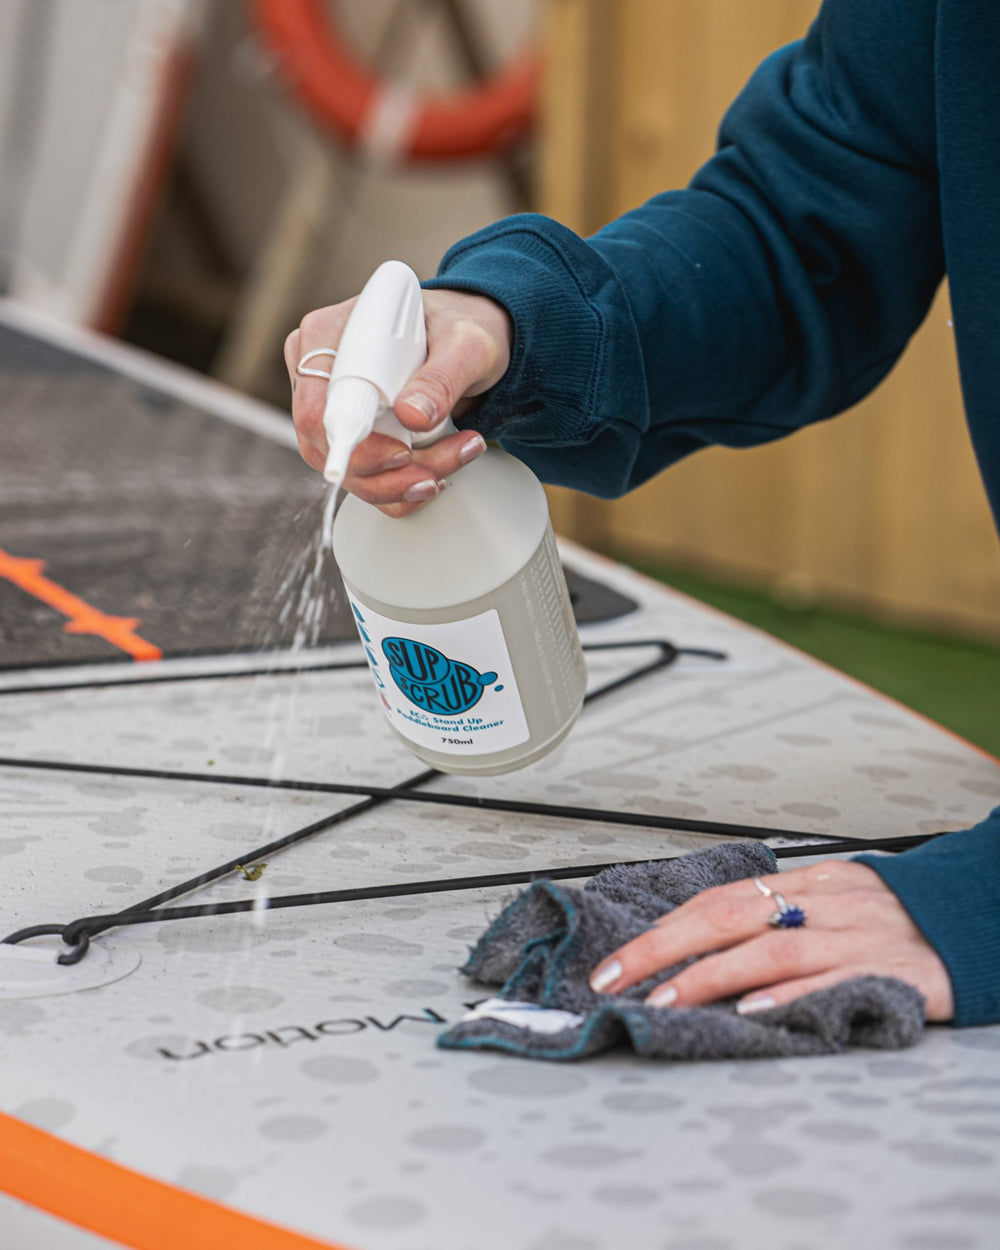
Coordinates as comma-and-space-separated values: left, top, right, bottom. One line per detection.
425, 199, 801, 499
427, 0, 943, 497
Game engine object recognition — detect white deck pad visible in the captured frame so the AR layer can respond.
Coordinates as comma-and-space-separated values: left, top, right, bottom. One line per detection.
2, 315, 999, 1249
3, 547, 1000, 1250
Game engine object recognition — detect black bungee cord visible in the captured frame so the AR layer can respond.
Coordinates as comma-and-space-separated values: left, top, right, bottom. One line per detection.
0, 637, 709, 698
1, 637, 946, 965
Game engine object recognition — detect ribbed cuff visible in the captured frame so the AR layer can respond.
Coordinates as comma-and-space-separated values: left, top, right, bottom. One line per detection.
423, 213, 649, 496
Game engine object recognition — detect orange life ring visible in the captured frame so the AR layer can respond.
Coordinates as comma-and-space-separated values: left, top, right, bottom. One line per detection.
251, 0, 539, 162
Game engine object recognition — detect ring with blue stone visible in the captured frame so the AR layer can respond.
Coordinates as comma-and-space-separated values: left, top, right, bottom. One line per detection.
752, 877, 807, 929
767, 891, 807, 929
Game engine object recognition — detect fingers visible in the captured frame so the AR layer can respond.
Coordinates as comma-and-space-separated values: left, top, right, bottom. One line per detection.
404, 429, 488, 481
589, 886, 841, 996
285, 289, 510, 510
734, 967, 887, 1016
295, 431, 326, 475
642, 928, 862, 1008
344, 428, 485, 487
340, 432, 413, 480
587, 864, 858, 993
340, 428, 488, 516
286, 301, 356, 468
587, 859, 954, 1020
395, 295, 512, 433
732, 955, 954, 1022
338, 421, 488, 515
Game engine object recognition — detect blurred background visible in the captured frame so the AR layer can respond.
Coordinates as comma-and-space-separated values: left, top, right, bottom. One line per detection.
0, 0, 997, 749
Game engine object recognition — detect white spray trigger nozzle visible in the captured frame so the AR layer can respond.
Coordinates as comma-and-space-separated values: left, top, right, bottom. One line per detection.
321, 261, 427, 485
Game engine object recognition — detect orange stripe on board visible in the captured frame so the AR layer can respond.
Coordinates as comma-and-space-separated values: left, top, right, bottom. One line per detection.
0, 1111, 351, 1250
0, 547, 162, 661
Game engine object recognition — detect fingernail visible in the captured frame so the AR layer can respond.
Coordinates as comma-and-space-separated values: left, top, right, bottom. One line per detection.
646, 984, 678, 1008
589, 959, 622, 993
736, 995, 777, 1016
403, 478, 441, 502
381, 450, 413, 471
400, 392, 438, 426
458, 434, 487, 466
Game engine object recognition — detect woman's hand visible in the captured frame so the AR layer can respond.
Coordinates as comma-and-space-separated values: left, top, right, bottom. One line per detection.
589, 859, 954, 1021
283, 289, 513, 517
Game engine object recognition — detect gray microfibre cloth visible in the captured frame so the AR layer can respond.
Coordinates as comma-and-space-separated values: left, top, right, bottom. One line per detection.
438, 842, 926, 1061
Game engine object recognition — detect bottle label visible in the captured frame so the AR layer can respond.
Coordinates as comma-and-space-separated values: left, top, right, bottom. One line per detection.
347, 592, 530, 756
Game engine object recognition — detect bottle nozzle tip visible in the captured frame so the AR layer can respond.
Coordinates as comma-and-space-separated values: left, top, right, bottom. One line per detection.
322, 452, 349, 487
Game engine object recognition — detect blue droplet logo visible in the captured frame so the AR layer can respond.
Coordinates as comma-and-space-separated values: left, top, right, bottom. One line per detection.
382, 637, 498, 715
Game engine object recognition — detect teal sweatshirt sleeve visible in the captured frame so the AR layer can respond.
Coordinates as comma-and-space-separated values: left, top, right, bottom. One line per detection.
425, 0, 1000, 1028
855, 810, 1000, 1028
424, 0, 943, 498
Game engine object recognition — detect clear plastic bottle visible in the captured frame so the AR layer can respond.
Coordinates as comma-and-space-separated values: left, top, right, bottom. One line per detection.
325, 262, 586, 775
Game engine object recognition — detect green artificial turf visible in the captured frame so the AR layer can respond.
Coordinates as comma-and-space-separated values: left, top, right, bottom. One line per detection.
628, 559, 1000, 760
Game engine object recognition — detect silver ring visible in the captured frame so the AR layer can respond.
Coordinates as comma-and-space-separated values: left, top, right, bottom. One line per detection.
753, 877, 773, 898
296, 347, 337, 380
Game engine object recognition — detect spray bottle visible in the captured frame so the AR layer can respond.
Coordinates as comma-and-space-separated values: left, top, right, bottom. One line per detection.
325, 260, 587, 775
